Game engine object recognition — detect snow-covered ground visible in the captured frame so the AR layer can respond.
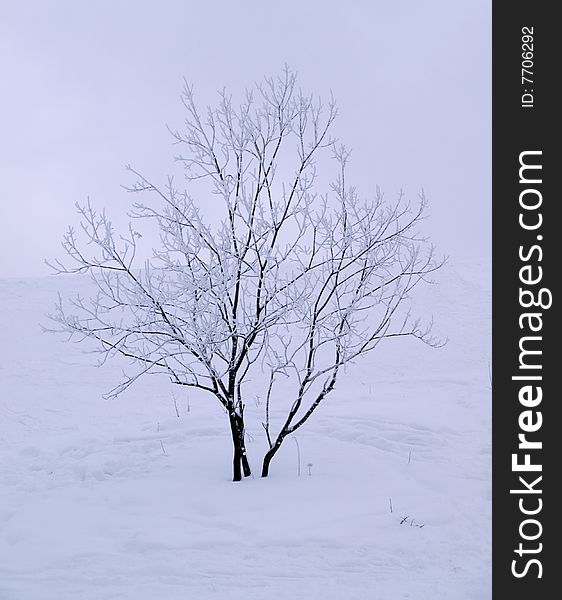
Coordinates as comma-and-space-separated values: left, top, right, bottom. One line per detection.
0, 260, 491, 600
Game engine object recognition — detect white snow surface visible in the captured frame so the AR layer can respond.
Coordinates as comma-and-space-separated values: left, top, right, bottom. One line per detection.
0, 261, 491, 599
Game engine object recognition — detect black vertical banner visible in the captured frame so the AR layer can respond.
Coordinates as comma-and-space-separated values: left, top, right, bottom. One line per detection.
493, 2, 559, 598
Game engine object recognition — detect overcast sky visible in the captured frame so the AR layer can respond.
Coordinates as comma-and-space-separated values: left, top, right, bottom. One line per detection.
0, 0, 490, 277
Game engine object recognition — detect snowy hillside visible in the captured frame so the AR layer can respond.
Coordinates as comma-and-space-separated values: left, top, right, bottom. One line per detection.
0, 261, 491, 600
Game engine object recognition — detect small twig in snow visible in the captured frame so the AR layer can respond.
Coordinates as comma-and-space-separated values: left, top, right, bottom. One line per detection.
293, 436, 301, 477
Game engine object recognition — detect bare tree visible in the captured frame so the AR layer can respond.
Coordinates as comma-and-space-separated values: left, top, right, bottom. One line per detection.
47, 67, 442, 481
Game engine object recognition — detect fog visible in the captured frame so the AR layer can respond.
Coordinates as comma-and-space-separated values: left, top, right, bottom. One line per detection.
0, 0, 490, 277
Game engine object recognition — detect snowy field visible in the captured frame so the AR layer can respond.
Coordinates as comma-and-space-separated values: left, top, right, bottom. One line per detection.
0, 260, 491, 600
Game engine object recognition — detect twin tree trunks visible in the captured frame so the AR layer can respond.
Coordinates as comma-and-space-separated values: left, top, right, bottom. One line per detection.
228, 409, 280, 481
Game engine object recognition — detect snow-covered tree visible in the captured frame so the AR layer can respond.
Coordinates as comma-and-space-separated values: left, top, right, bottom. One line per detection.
48, 68, 442, 481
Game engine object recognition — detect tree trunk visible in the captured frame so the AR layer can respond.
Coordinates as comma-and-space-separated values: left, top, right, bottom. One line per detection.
229, 411, 251, 481
261, 441, 282, 478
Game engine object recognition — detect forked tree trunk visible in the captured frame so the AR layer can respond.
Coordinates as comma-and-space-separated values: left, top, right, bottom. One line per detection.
262, 380, 337, 477
229, 411, 251, 481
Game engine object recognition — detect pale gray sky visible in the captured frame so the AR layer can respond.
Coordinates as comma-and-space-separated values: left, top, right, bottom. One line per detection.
0, 0, 490, 277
